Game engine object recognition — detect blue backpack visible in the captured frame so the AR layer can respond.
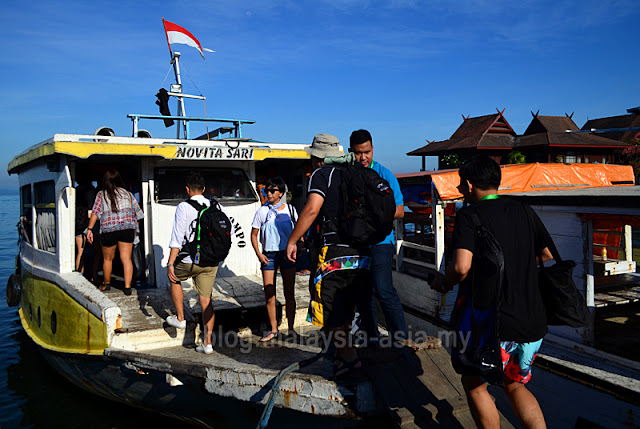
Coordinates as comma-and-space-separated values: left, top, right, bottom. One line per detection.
450, 210, 505, 386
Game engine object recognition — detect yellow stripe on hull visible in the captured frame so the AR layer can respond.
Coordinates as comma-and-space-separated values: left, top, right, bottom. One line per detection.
8, 140, 310, 172
20, 272, 108, 355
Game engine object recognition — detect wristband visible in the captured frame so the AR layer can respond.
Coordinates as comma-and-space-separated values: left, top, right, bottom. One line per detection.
167, 263, 174, 267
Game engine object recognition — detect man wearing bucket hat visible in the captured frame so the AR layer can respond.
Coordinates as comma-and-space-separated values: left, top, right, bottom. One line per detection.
286, 133, 373, 379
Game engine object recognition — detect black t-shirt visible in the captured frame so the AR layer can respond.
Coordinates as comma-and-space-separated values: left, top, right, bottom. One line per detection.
307, 165, 345, 246
452, 198, 552, 342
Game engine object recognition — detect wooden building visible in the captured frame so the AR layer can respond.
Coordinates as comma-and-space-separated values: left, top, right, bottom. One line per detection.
515, 113, 631, 164
582, 106, 640, 142
408, 110, 632, 169
407, 110, 516, 169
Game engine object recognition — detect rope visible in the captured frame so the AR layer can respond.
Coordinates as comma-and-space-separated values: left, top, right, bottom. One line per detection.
178, 62, 210, 137
256, 343, 335, 429
160, 65, 173, 87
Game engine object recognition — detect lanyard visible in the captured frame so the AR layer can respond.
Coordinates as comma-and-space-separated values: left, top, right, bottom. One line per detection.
479, 194, 499, 201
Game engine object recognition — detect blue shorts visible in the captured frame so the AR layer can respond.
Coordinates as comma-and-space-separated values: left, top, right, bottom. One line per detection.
261, 251, 296, 271
500, 339, 543, 384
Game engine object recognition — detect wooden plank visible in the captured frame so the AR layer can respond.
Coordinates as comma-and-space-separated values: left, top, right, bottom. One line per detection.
414, 350, 462, 400
608, 289, 640, 300
421, 347, 466, 396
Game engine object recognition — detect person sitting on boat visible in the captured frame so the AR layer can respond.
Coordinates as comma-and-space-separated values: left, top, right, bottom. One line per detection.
250, 177, 298, 342
431, 156, 553, 429
74, 172, 96, 274
286, 134, 372, 379
349, 129, 407, 343
87, 169, 144, 295
165, 173, 227, 355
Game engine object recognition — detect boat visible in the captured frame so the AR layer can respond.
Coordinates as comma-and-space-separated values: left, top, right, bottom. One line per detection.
393, 162, 640, 428
5, 43, 521, 428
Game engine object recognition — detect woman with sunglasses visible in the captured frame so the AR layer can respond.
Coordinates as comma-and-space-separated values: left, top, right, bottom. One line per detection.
250, 177, 298, 341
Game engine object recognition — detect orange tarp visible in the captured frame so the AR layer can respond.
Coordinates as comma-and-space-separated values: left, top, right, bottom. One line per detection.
427, 163, 635, 201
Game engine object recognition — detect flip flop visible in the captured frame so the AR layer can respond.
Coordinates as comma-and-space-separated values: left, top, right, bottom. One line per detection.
259, 330, 278, 342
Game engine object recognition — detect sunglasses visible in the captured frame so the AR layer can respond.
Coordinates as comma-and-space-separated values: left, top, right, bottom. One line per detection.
265, 188, 281, 194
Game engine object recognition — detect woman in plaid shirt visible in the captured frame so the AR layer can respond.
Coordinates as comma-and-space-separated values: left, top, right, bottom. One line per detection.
87, 169, 144, 295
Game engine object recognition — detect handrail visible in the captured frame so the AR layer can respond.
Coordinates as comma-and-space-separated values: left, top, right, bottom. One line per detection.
126, 114, 256, 140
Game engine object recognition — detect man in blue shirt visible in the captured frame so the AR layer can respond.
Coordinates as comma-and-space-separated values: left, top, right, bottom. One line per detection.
350, 129, 407, 342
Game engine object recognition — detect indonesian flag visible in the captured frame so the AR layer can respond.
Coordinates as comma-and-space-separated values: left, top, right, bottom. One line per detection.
163, 19, 214, 60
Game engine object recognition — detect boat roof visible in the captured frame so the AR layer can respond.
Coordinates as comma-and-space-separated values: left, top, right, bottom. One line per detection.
396, 162, 635, 201
7, 134, 314, 175
506, 185, 640, 211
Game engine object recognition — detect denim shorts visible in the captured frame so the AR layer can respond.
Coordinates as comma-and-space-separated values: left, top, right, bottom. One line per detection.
261, 250, 296, 271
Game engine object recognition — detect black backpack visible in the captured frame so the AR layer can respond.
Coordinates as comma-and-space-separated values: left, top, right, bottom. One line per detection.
177, 199, 232, 267
333, 163, 396, 247
450, 210, 505, 386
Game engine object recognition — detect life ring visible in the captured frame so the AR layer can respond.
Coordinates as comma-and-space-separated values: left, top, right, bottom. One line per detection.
6, 273, 21, 307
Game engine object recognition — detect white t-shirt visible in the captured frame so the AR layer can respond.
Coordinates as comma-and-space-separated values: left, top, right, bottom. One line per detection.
251, 203, 297, 252
169, 194, 229, 264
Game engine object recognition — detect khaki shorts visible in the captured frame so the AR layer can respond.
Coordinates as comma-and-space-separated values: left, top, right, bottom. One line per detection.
174, 263, 218, 298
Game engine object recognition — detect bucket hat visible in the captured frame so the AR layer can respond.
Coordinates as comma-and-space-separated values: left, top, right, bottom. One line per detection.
304, 134, 343, 158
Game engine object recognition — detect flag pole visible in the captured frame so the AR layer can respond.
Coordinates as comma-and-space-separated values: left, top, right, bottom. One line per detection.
162, 17, 173, 60
163, 17, 187, 139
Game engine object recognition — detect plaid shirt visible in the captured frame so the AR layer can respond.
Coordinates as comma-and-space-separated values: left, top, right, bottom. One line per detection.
92, 188, 144, 234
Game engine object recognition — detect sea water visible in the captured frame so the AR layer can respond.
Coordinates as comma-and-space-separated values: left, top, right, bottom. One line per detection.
0, 189, 170, 428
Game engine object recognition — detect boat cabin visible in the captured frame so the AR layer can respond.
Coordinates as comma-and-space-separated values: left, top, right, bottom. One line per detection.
8, 123, 314, 288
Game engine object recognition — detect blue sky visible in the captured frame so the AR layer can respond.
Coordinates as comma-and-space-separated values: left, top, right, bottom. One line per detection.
1, 0, 638, 187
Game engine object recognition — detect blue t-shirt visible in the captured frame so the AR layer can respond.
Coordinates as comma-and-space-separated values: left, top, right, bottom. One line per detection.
370, 160, 403, 245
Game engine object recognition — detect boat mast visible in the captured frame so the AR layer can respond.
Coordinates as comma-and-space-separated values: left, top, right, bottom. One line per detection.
171, 52, 188, 139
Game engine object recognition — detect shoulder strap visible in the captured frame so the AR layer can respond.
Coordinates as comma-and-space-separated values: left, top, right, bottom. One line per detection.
287, 204, 297, 225
186, 199, 206, 212
468, 208, 483, 228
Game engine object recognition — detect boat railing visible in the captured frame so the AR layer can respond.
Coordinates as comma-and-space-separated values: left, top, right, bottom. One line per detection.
127, 114, 256, 140
395, 196, 446, 277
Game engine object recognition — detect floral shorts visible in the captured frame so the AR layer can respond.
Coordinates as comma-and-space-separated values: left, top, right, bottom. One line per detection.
500, 339, 543, 384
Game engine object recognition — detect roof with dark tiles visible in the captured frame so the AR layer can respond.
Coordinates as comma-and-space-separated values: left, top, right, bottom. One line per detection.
582, 113, 640, 142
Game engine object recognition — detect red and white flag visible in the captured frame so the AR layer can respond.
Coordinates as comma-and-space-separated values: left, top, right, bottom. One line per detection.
163, 19, 214, 60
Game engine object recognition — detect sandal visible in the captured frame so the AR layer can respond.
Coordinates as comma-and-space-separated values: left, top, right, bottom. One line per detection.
259, 330, 278, 342
99, 283, 111, 291
123, 287, 132, 296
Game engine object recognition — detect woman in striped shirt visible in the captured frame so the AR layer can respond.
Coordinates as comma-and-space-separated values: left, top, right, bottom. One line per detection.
87, 169, 144, 295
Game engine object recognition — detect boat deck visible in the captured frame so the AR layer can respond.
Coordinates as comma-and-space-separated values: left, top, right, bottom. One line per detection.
594, 273, 640, 308
106, 274, 312, 334
96, 273, 514, 427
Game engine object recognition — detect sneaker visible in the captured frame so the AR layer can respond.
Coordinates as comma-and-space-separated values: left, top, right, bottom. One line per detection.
196, 343, 214, 354
166, 315, 186, 329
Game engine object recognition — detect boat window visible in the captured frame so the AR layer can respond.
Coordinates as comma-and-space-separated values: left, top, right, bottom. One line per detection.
20, 185, 33, 244
34, 180, 56, 253
154, 168, 258, 205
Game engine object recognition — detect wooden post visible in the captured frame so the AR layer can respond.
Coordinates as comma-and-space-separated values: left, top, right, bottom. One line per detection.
584, 219, 595, 346
395, 218, 404, 272
432, 183, 445, 273
624, 225, 633, 261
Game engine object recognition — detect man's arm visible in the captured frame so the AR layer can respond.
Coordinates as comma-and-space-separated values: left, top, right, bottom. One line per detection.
394, 205, 405, 220
167, 247, 180, 284
286, 193, 324, 261
431, 248, 473, 293
444, 248, 473, 290
538, 247, 553, 265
